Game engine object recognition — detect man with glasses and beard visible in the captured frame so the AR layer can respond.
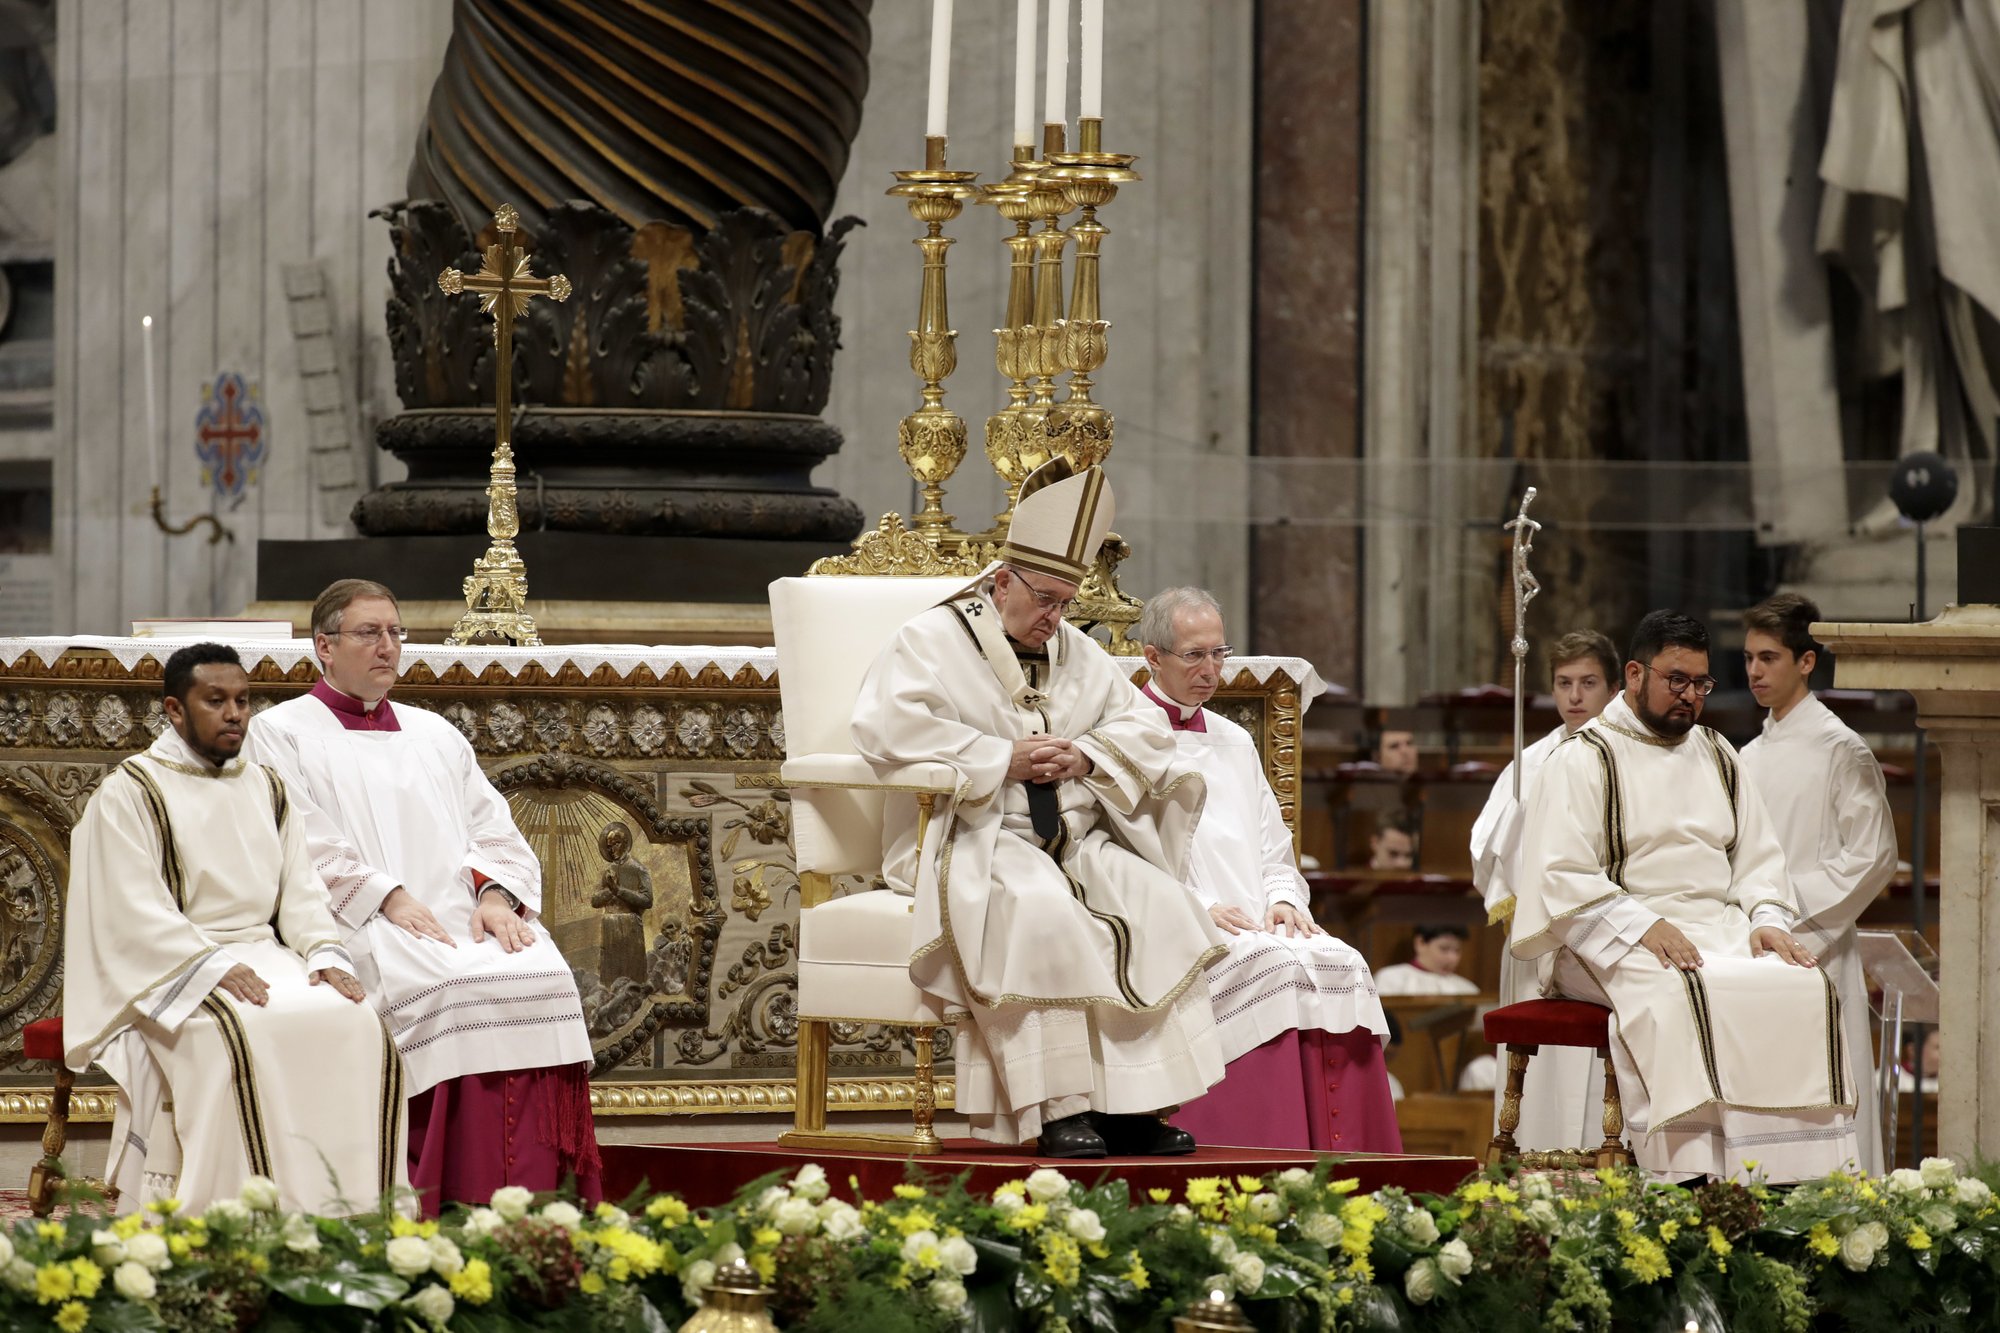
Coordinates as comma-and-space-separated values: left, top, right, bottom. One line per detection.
853, 459, 1228, 1158
1510, 611, 1858, 1183
245, 580, 598, 1214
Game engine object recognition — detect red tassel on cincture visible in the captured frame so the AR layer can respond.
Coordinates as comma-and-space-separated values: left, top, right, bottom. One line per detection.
538, 1062, 603, 1181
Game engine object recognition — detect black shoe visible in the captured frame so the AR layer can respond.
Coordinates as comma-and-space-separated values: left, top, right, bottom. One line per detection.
1095, 1113, 1197, 1156
1038, 1112, 1108, 1158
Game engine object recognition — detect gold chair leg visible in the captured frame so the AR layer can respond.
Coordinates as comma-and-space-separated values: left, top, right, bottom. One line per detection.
1486, 1045, 1535, 1167
910, 1025, 940, 1151
790, 1019, 830, 1136
1594, 1050, 1631, 1168
28, 1062, 73, 1217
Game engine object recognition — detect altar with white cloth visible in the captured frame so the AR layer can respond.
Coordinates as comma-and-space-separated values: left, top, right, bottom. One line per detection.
0, 635, 1321, 1128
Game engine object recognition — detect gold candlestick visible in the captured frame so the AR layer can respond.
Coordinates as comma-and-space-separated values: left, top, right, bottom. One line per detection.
973, 147, 1055, 540
1043, 117, 1140, 471
435, 203, 570, 646
887, 136, 978, 550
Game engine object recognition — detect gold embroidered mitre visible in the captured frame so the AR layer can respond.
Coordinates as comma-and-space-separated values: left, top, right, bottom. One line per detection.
994, 457, 1116, 584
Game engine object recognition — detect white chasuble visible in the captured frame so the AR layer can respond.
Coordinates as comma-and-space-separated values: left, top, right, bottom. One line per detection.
64, 728, 406, 1214
853, 593, 1228, 1143
1513, 694, 1857, 1182
1471, 723, 1605, 1151
1160, 701, 1386, 1062
1740, 694, 1898, 1175
244, 694, 592, 1095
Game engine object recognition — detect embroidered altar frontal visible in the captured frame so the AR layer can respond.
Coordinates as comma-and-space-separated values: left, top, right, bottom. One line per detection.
0, 637, 1319, 1125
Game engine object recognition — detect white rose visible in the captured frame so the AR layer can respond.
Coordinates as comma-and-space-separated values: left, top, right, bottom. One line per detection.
0, 1233, 13, 1268
1920, 1203, 1960, 1236
204, 1198, 250, 1227
386, 1235, 435, 1279
821, 1203, 865, 1243
428, 1235, 464, 1277
1171, 1205, 1194, 1224
901, 1229, 940, 1265
714, 1242, 745, 1266
1278, 1167, 1312, 1192
91, 1229, 124, 1266
1229, 1251, 1266, 1295
490, 1185, 533, 1220
1838, 1223, 1883, 1272
681, 1258, 717, 1305
408, 1282, 455, 1328
1208, 1231, 1238, 1262
238, 1175, 281, 1212
1438, 1239, 1474, 1281
1248, 1193, 1284, 1224
1922, 1157, 1960, 1191
1202, 1273, 1234, 1299
1525, 1200, 1560, 1235
1518, 1175, 1554, 1202
1888, 1169, 1927, 1196
1405, 1257, 1442, 1305
1960, 1178, 1995, 1209
1301, 1212, 1344, 1248
1403, 1208, 1440, 1246
540, 1201, 583, 1232
463, 1207, 504, 1238
124, 1232, 169, 1272
773, 1197, 820, 1237
791, 1163, 830, 1202
1025, 1168, 1071, 1203
281, 1214, 321, 1254
755, 1185, 790, 1216
993, 1191, 1025, 1215
112, 1261, 156, 1302
1066, 1208, 1106, 1243
939, 1235, 979, 1277
594, 1204, 631, 1229
929, 1276, 969, 1312
3, 1257, 31, 1294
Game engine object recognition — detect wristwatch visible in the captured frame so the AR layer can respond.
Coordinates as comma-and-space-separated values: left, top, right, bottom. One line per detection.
480, 884, 522, 912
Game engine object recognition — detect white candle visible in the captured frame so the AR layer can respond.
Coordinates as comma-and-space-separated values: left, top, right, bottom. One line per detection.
925, 0, 953, 140
1013, 0, 1038, 148
141, 315, 159, 495
1044, 0, 1070, 130
1080, 0, 1103, 121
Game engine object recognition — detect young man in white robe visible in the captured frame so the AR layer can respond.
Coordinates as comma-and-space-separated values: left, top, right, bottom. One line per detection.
243, 581, 598, 1214
1513, 610, 1858, 1183
1740, 593, 1897, 1174
1132, 587, 1400, 1153
65, 643, 405, 1213
1470, 629, 1618, 1150
1374, 925, 1480, 996
853, 459, 1227, 1157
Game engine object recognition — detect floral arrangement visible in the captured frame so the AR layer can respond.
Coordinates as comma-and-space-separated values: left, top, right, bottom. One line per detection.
7, 1155, 2000, 1331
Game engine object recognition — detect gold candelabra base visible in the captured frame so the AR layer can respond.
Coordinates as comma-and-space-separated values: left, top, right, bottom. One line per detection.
448, 539, 540, 646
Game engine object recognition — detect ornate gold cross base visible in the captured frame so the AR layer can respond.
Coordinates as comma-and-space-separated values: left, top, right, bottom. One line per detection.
451, 540, 540, 646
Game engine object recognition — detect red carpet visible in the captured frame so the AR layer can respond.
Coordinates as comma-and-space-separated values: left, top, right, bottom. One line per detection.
601, 1140, 1480, 1209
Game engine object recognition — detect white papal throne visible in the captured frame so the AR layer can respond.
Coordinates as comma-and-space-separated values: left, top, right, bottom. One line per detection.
769, 574, 972, 1154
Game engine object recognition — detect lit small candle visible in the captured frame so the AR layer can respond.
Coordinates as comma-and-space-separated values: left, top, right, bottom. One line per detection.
925, 0, 954, 140
141, 315, 159, 496
1080, 0, 1103, 121
1044, 0, 1070, 131
1013, 0, 1038, 149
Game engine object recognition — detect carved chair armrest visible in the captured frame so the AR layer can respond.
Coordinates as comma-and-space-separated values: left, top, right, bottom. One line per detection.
781, 754, 957, 794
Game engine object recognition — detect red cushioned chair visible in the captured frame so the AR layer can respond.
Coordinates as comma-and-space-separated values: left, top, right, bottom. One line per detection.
1480, 998, 1634, 1170
21, 1016, 72, 1215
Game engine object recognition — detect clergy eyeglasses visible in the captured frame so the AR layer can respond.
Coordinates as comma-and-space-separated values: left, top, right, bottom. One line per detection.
1643, 664, 1717, 697
1012, 572, 1077, 617
327, 626, 408, 644
1169, 646, 1233, 665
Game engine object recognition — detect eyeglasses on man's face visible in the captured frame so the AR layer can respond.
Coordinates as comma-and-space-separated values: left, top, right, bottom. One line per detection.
326, 625, 408, 645
1167, 646, 1232, 666
1643, 663, 1716, 698
1010, 572, 1077, 617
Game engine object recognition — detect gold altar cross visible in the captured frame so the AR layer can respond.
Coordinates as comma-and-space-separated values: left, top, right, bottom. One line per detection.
438, 203, 571, 646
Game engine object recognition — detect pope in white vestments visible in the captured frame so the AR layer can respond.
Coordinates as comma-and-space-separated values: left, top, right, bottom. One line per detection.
66, 645, 406, 1214
1132, 588, 1400, 1152
1513, 611, 1857, 1182
853, 460, 1227, 1156
244, 582, 598, 1212
1740, 596, 1898, 1174
1472, 630, 1618, 1150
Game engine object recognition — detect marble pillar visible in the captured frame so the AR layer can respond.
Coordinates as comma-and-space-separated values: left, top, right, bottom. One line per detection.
1819, 605, 2000, 1163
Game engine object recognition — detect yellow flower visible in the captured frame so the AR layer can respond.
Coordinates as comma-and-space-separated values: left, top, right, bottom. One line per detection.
751, 1227, 781, 1249
598, 1228, 667, 1279
390, 1216, 439, 1238
33, 1263, 75, 1304
1148, 1188, 1172, 1204
1461, 1181, 1493, 1205
1619, 1231, 1672, 1284
111, 1215, 145, 1240
1001, 1204, 1049, 1233
1185, 1178, 1224, 1206
892, 1208, 937, 1237
68, 1257, 104, 1300
1038, 1232, 1083, 1288
1857, 1182, 1880, 1202
168, 1236, 192, 1259
1124, 1252, 1150, 1290
646, 1196, 690, 1226
1236, 1176, 1265, 1194
1614, 1209, 1637, 1230
1659, 1221, 1681, 1244
449, 1258, 495, 1304
607, 1257, 630, 1282
35, 1222, 64, 1242
1493, 1184, 1519, 1204
1907, 1227, 1933, 1251
580, 1272, 606, 1295
53, 1302, 88, 1333
893, 1184, 928, 1200
1329, 1179, 1360, 1196
1597, 1169, 1630, 1196
1808, 1224, 1839, 1258
693, 1216, 713, 1231
750, 1250, 776, 1282
1337, 1287, 1356, 1305
145, 1198, 182, 1216
1707, 1226, 1732, 1257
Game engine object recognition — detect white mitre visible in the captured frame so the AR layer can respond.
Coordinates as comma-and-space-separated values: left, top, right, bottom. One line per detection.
994, 456, 1117, 584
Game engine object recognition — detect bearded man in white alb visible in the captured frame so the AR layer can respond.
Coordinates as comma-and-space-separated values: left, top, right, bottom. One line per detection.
1514, 610, 1857, 1182
244, 580, 597, 1214
1471, 628, 1618, 1150
66, 644, 405, 1213
1133, 587, 1400, 1153
1741, 593, 1897, 1174
853, 459, 1226, 1158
